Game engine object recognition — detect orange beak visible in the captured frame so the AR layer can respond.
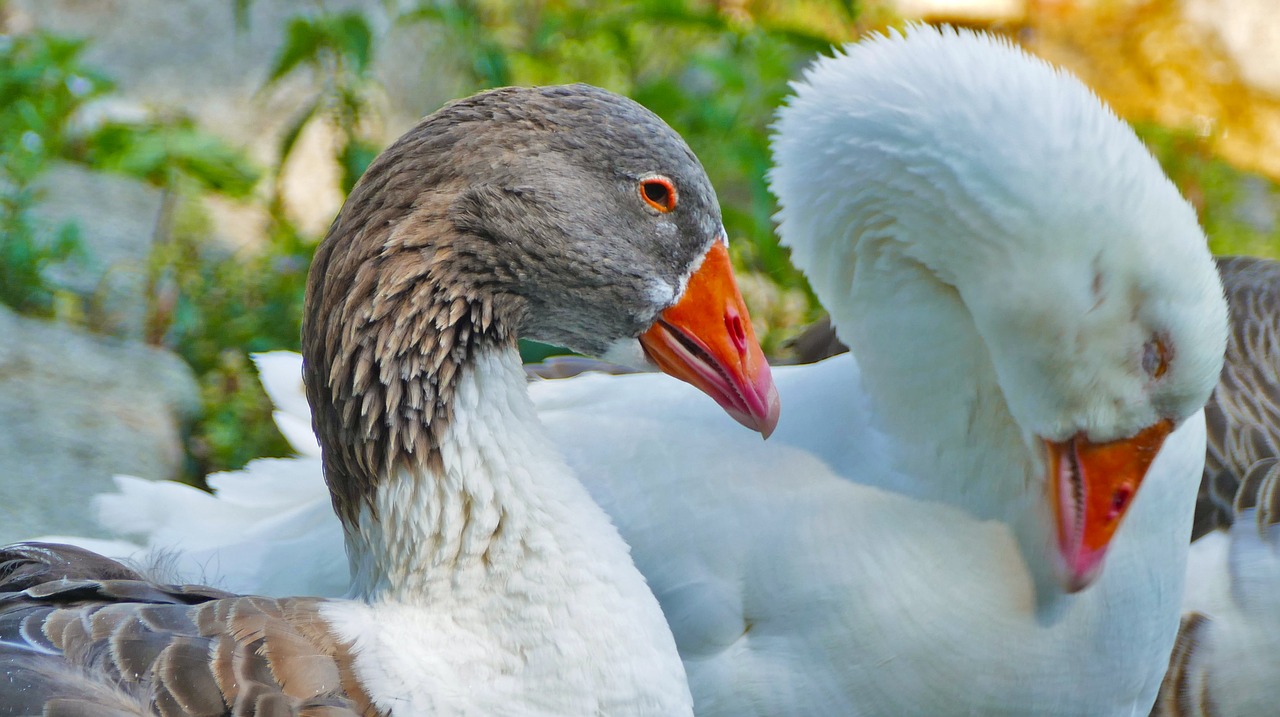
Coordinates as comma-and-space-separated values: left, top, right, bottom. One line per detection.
639, 241, 781, 438
1045, 418, 1173, 592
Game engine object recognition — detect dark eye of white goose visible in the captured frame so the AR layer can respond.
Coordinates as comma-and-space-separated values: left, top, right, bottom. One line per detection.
1142, 336, 1170, 378
639, 174, 677, 213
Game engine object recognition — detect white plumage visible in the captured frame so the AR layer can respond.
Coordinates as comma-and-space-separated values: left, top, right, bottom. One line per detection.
47, 26, 1235, 716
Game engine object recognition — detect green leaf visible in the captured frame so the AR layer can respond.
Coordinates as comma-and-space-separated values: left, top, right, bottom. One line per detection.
473, 46, 511, 88
333, 12, 374, 76
82, 121, 261, 197
266, 16, 323, 86
519, 340, 574, 364
339, 138, 379, 195
51, 222, 84, 262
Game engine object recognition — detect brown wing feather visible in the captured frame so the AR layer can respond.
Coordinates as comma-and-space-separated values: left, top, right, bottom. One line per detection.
1151, 612, 1216, 717
1194, 256, 1280, 540
0, 543, 381, 717
1150, 257, 1280, 717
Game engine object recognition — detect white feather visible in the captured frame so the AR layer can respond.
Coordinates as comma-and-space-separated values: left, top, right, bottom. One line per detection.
51, 26, 1233, 716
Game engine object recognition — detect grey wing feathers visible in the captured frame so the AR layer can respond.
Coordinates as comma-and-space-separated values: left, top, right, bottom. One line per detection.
787, 315, 848, 365
0, 543, 379, 717
1151, 612, 1215, 717
1194, 256, 1280, 541
523, 355, 645, 379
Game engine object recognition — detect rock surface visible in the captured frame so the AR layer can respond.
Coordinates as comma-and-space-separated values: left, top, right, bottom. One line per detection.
36, 162, 164, 340
7, 0, 459, 240
0, 305, 199, 544
0, 0, 457, 545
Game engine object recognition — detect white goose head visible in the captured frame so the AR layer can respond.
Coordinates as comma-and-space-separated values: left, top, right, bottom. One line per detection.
771, 26, 1227, 591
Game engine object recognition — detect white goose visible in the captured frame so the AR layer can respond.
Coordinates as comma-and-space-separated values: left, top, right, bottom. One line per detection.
42, 26, 1233, 715
0, 83, 780, 715
735, 257, 1280, 717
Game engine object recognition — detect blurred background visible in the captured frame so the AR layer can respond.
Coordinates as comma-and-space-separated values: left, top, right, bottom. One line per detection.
1, 0, 1278, 540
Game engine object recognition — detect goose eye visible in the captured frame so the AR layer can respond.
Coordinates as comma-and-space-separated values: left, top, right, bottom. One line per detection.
1142, 336, 1170, 378
639, 176, 677, 213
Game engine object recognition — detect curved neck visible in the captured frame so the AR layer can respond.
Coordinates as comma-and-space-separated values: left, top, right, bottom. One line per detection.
840, 244, 1019, 498
837, 243, 1058, 590
341, 345, 628, 603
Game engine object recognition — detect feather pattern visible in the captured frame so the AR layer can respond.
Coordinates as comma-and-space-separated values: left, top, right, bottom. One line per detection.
0, 543, 377, 717
23, 29, 1247, 716
1196, 256, 1280, 539
1152, 255, 1280, 717
792, 255, 1280, 717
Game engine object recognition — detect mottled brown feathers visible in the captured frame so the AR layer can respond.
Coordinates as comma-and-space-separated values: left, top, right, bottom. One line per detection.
1194, 256, 1280, 540
305, 189, 520, 526
1140, 255, 1280, 716
1150, 612, 1214, 717
302, 99, 529, 528
1, 83, 723, 715
0, 543, 380, 717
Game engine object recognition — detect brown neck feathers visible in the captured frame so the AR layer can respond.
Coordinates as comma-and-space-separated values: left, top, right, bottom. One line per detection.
302, 155, 524, 528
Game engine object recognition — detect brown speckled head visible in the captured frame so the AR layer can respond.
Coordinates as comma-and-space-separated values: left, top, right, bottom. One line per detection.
303, 84, 724, 525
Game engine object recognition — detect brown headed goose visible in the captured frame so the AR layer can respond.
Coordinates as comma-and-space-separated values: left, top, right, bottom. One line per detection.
30, 26, 1234, 716
0, 83, 780, 716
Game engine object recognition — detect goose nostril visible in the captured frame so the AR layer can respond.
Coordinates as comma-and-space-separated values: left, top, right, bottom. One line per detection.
1107, 485, 1133, 521
726, 312, 747, 356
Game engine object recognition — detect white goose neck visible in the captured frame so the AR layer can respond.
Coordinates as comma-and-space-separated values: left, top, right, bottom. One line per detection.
344, 346, 619, 603
332, 345, 692, 715
842, 247, 1033, 523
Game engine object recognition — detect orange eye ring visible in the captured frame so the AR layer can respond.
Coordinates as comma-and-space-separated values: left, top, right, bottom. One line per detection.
1143, 336, 1170, 379
639, 176, 677, 213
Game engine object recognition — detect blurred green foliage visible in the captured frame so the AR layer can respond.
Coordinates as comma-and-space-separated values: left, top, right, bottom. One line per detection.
266, 10, 381, 195
0, 29, 262, 315
81, 120, 261, 198
177, 0, 861, 475
155, 210, 312, 475
5, 0, 1280, 481
1137, 123, 1280, 259
0, 25, 272, 477
0, 32, 101, 315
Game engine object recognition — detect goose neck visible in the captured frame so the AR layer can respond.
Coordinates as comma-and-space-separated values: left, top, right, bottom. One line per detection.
838, 246, 1033, 519
343, 345, 542, 602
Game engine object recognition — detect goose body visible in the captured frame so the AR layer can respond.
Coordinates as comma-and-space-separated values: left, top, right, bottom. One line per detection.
0, 84, 780, 715
31, 27, 1235, 716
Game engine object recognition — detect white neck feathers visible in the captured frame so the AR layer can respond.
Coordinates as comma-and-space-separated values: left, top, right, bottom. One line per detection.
330, 345, 693, 715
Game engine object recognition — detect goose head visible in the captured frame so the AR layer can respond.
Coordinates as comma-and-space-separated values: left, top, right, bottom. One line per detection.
770, 27, 1228, 591
304, 84, 779, 527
